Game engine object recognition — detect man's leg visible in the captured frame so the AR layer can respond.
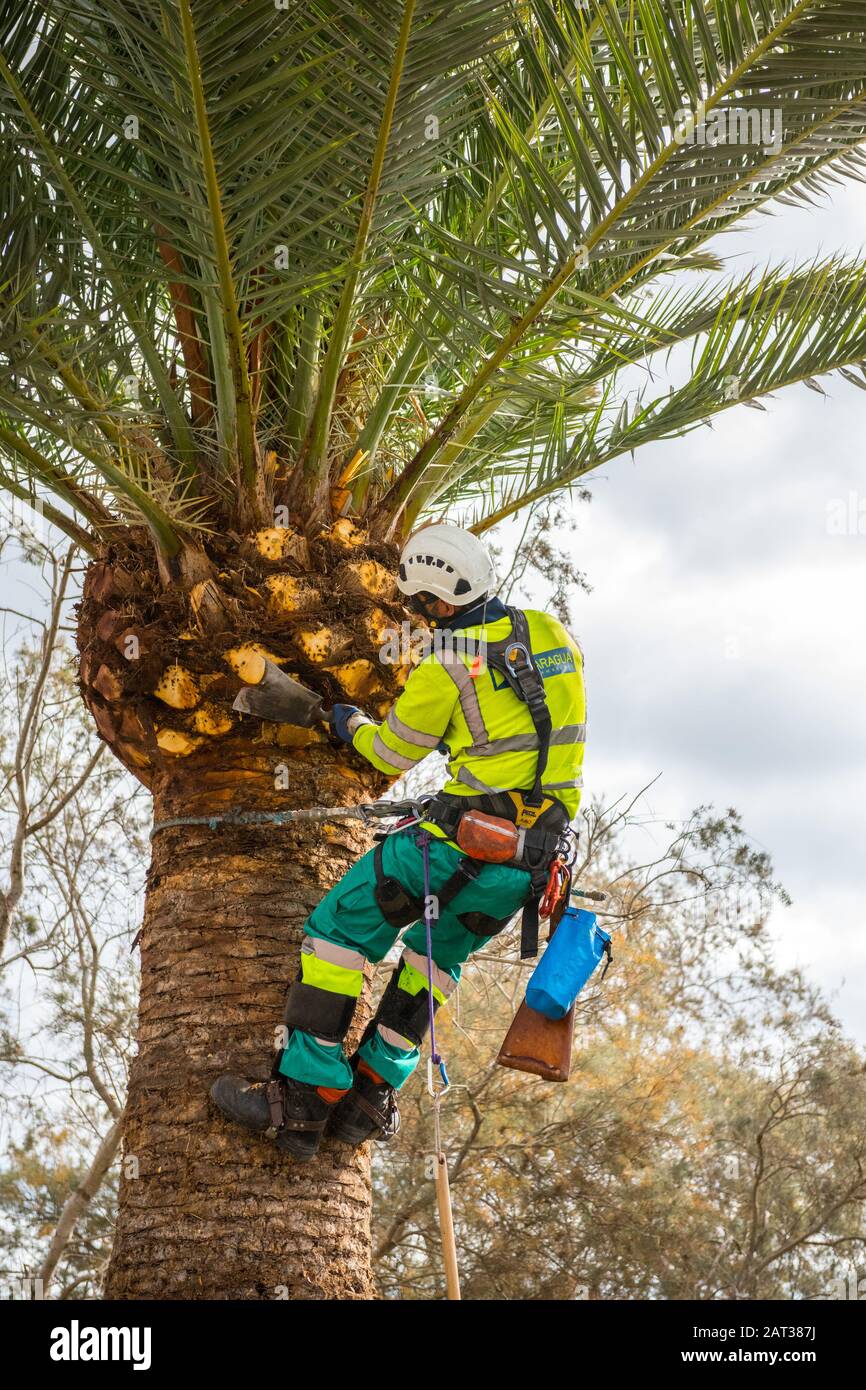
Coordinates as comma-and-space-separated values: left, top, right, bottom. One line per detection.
277, 846, 401, 1090
211, 843, 400, 1159
330, 834, 531, 1144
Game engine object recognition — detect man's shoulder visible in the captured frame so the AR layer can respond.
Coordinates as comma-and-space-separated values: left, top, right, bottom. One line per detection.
523, 608, 581, 649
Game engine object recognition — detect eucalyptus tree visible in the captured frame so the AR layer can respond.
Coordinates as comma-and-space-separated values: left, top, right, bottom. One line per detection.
2, 0, 866, 1299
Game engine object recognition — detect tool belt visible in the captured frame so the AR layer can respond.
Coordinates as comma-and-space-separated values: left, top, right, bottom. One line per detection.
424, 789, 570, 958
425, 790, 566, 871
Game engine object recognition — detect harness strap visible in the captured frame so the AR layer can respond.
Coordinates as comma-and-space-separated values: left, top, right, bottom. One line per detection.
372, 834, 484, 930
520, 896, 541, 962
482, 607, 554, 807
437, 852, 484, 908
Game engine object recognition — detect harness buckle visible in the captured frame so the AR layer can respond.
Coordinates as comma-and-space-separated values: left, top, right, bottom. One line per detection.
504, 641, 532, 675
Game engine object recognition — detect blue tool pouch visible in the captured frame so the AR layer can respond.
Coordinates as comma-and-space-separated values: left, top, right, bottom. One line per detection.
526, 907, 612, 1020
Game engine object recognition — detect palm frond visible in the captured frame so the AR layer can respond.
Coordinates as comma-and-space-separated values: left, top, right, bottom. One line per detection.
2, 2, 866, 551
370, 0, 866, 525
466, 256, 866, 529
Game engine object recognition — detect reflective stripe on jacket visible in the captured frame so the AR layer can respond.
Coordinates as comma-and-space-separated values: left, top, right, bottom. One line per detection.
352, 609, 586, 819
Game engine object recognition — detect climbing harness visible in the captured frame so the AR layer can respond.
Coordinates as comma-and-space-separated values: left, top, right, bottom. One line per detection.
424, 789, 572, 960
371, 829, 482, 933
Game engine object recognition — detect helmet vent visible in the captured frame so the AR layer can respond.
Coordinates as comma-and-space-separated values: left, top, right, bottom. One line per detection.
409, 553, 454, 573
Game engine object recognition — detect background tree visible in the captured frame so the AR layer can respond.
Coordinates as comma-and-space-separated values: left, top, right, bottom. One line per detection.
0, 512, 144, 1299
2, 1, 866, 1298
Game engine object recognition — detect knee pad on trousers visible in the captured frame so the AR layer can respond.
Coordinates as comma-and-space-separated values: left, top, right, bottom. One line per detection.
283, 975, 356, 1045
369, 968, 438, 1050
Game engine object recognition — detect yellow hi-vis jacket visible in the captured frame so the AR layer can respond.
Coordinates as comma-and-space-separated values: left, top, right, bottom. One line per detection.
353, 608, 586, 819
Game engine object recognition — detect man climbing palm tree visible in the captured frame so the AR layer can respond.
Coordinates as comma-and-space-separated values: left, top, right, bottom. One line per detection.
212, 523, 586, 1158
6, 0, 866, 1301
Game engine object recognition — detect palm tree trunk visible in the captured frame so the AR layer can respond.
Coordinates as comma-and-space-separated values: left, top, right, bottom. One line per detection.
104, 738, 379, 1300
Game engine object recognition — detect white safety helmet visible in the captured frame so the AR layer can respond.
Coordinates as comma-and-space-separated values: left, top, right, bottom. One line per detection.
397, 523, 496, 606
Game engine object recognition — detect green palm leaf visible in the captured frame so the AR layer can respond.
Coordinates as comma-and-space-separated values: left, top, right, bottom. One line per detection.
1, 1, 866, 556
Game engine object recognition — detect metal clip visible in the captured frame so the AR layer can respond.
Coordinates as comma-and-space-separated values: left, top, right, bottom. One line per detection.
426, 1054, 450, 1099
504, 641, 531, 674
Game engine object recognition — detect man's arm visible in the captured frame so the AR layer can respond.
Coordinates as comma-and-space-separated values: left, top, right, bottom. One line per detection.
351, 655, 458, 776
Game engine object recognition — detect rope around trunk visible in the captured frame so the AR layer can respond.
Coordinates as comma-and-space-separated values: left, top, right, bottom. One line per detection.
150, 799, 425, 837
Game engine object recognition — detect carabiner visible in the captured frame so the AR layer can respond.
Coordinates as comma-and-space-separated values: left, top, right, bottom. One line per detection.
426, 1054, 450, 1098
539, 856, 566, 919
504, 641, 531, 674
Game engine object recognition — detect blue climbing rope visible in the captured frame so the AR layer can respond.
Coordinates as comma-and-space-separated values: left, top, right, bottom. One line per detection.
417, 828, 449, 1091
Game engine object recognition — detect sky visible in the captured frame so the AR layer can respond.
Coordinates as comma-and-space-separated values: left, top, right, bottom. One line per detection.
555, 178, 866, 1042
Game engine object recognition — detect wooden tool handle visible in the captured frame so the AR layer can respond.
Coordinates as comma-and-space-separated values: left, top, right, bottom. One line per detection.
435, 1153, 461, 1301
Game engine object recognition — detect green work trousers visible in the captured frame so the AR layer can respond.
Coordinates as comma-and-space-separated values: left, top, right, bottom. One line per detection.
277, 828, 531, 1091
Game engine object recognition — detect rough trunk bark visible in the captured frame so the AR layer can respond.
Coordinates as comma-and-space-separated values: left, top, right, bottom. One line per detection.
104, 737, 380, 1300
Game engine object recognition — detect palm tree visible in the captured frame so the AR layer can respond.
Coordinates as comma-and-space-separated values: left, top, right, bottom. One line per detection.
2, 0, 866, 1300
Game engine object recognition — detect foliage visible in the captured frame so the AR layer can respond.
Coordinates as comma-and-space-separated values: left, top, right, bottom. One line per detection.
2, 3, 866, 559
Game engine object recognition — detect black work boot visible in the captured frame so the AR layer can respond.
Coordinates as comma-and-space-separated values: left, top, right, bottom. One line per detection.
328, 1059, 400, 1146
210, 1073, 339, 1162
210, 1074, 272, 1133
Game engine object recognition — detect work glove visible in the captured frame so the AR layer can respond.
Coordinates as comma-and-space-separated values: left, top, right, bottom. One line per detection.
331, 703, 373, 744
